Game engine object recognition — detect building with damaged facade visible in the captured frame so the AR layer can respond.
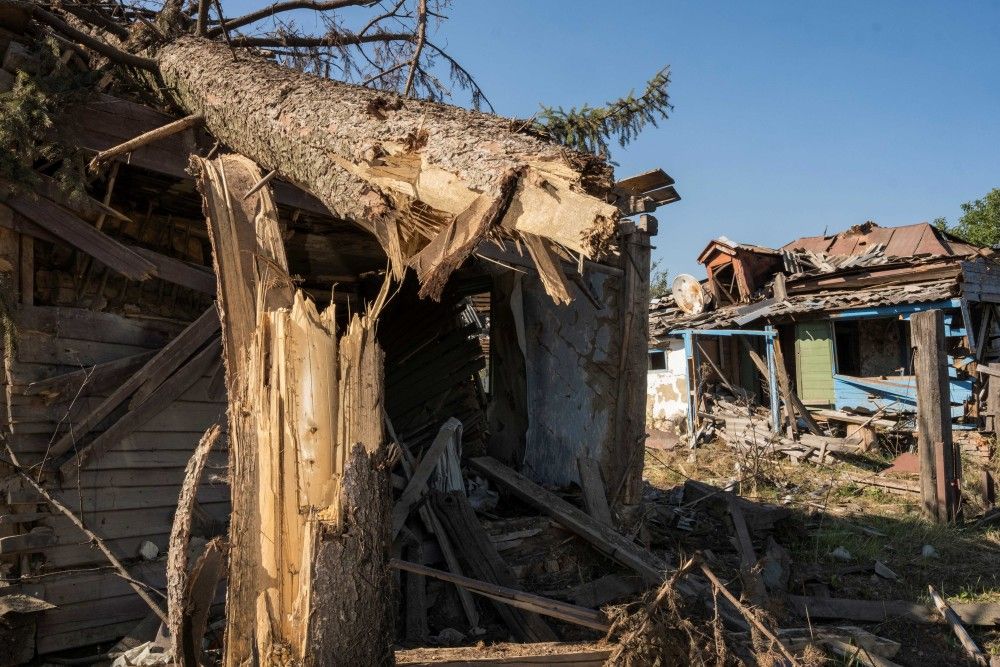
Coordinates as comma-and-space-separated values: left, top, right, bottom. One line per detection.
0, 9, 687, 657
647, 221, 1000, 436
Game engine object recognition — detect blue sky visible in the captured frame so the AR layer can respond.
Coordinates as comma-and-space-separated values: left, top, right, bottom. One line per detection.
440, 2, 1000, 277
224, 0, 1000, 277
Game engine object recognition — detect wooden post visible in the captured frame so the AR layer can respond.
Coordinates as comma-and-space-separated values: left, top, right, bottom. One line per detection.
987, 363, 1000, 433
911, 310, 959, 523
610, 217, 653, 504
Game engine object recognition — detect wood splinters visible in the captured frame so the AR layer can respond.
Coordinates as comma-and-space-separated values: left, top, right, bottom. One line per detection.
88, 114, 205, 171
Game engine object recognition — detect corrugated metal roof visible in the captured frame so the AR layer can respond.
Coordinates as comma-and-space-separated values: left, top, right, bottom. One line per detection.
783, 222, 980, 258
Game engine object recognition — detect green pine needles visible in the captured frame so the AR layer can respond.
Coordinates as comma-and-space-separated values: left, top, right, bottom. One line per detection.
0, 38, 100, 202
534, 66, 672, 157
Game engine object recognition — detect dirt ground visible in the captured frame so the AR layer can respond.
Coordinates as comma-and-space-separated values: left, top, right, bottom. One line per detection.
643, 437, 1000, 665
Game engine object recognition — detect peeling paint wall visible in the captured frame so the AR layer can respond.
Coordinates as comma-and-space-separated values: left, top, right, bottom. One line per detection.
519, 270, 620, 486
647, 338, 688, 431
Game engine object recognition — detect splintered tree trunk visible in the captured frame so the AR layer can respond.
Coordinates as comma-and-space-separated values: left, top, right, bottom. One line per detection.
196, 155, 392, 665
157, 37, 619, 299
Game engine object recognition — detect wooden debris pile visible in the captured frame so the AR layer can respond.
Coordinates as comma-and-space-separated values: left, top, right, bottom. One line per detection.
780, 243, 888, 276
384, 419, 995, 666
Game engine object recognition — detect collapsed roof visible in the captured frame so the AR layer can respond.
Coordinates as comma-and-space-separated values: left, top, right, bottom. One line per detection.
650, 222, 995, 342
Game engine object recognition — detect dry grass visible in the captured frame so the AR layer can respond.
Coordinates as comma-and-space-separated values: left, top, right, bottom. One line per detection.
643, 439, 1000, 662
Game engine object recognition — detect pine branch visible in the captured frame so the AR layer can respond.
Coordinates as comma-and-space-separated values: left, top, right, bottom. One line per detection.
534, 66, 672, 156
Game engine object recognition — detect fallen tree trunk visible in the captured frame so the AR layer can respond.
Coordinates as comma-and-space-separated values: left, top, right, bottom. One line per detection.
157, 36, 619, 299
196, 154, 392, 665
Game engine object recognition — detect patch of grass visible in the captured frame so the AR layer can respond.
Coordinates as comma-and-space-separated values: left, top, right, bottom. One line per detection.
643, 440, 1000, 604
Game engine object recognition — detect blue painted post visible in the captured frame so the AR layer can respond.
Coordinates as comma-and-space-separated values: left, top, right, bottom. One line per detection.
765, 326, 781, 433
682, 331, 696, 438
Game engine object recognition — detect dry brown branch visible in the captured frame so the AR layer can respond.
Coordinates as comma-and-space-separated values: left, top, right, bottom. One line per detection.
228, 30, 416, 48
88, 114, 204, 171
698, 560, 802, 667
2, 443, 168, 624
167, 424, 222, 666
10, 0, 157, 70
402, 0, 427, 97
207, 0, 374, 37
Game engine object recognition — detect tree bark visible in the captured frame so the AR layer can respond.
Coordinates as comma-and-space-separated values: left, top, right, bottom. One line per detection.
157, 37, 618, 300
195, 153, 393, 666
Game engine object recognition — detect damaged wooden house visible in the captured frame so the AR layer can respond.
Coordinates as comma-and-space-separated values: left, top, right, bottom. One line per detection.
647, 221, 1000, 513
0, 6, 690, 661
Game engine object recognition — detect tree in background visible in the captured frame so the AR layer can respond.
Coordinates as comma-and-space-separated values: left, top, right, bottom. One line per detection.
934, 188, 1000, 248
649, 259, 670, 299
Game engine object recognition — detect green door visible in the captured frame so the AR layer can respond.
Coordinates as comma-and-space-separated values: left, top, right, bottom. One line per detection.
795, 321, 835, 407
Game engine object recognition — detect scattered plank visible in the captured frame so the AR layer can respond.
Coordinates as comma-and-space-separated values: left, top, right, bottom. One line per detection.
432, 491, 557, 642
390, 559, 609, 632
929, 585, 989, 666
391, 418, 462, 539
470, 456, 668, 588
395, 642, 610, 666
788, 595, 1000, 626
823, 638, 902, 667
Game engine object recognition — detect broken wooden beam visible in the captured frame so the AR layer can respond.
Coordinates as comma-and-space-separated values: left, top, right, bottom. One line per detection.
431, 491, 557, 642
46, 304, 219, 460
390, 559, 610, 632
911, 310, 960, 523
469, 456, 667, 587
127, 245, 217, 295
4, 191, 154, 280
391, 418, 462, 538
21, 350, 155, 401
60, 337, 221, 479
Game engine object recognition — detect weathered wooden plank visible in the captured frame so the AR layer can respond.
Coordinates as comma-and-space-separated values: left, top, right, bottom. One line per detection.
61, 339, 222, 477
128, 245, 216, 295
788, 595, 1000, 626
10, 483, 228, 513
576, 457, 613, 527
47, 305, 219, 459
16, 335, 157, 367
431, 491, 557, 642
395, 643, 611, 666
14, 306, 183, 349
21, 350, 155, 401
911, 310, 959, 523
469, 457, 667, 587
4, 192, 154, 280
38, 502, 229, 543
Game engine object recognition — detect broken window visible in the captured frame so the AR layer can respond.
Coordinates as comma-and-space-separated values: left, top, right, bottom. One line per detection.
649, 350, 667, 371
